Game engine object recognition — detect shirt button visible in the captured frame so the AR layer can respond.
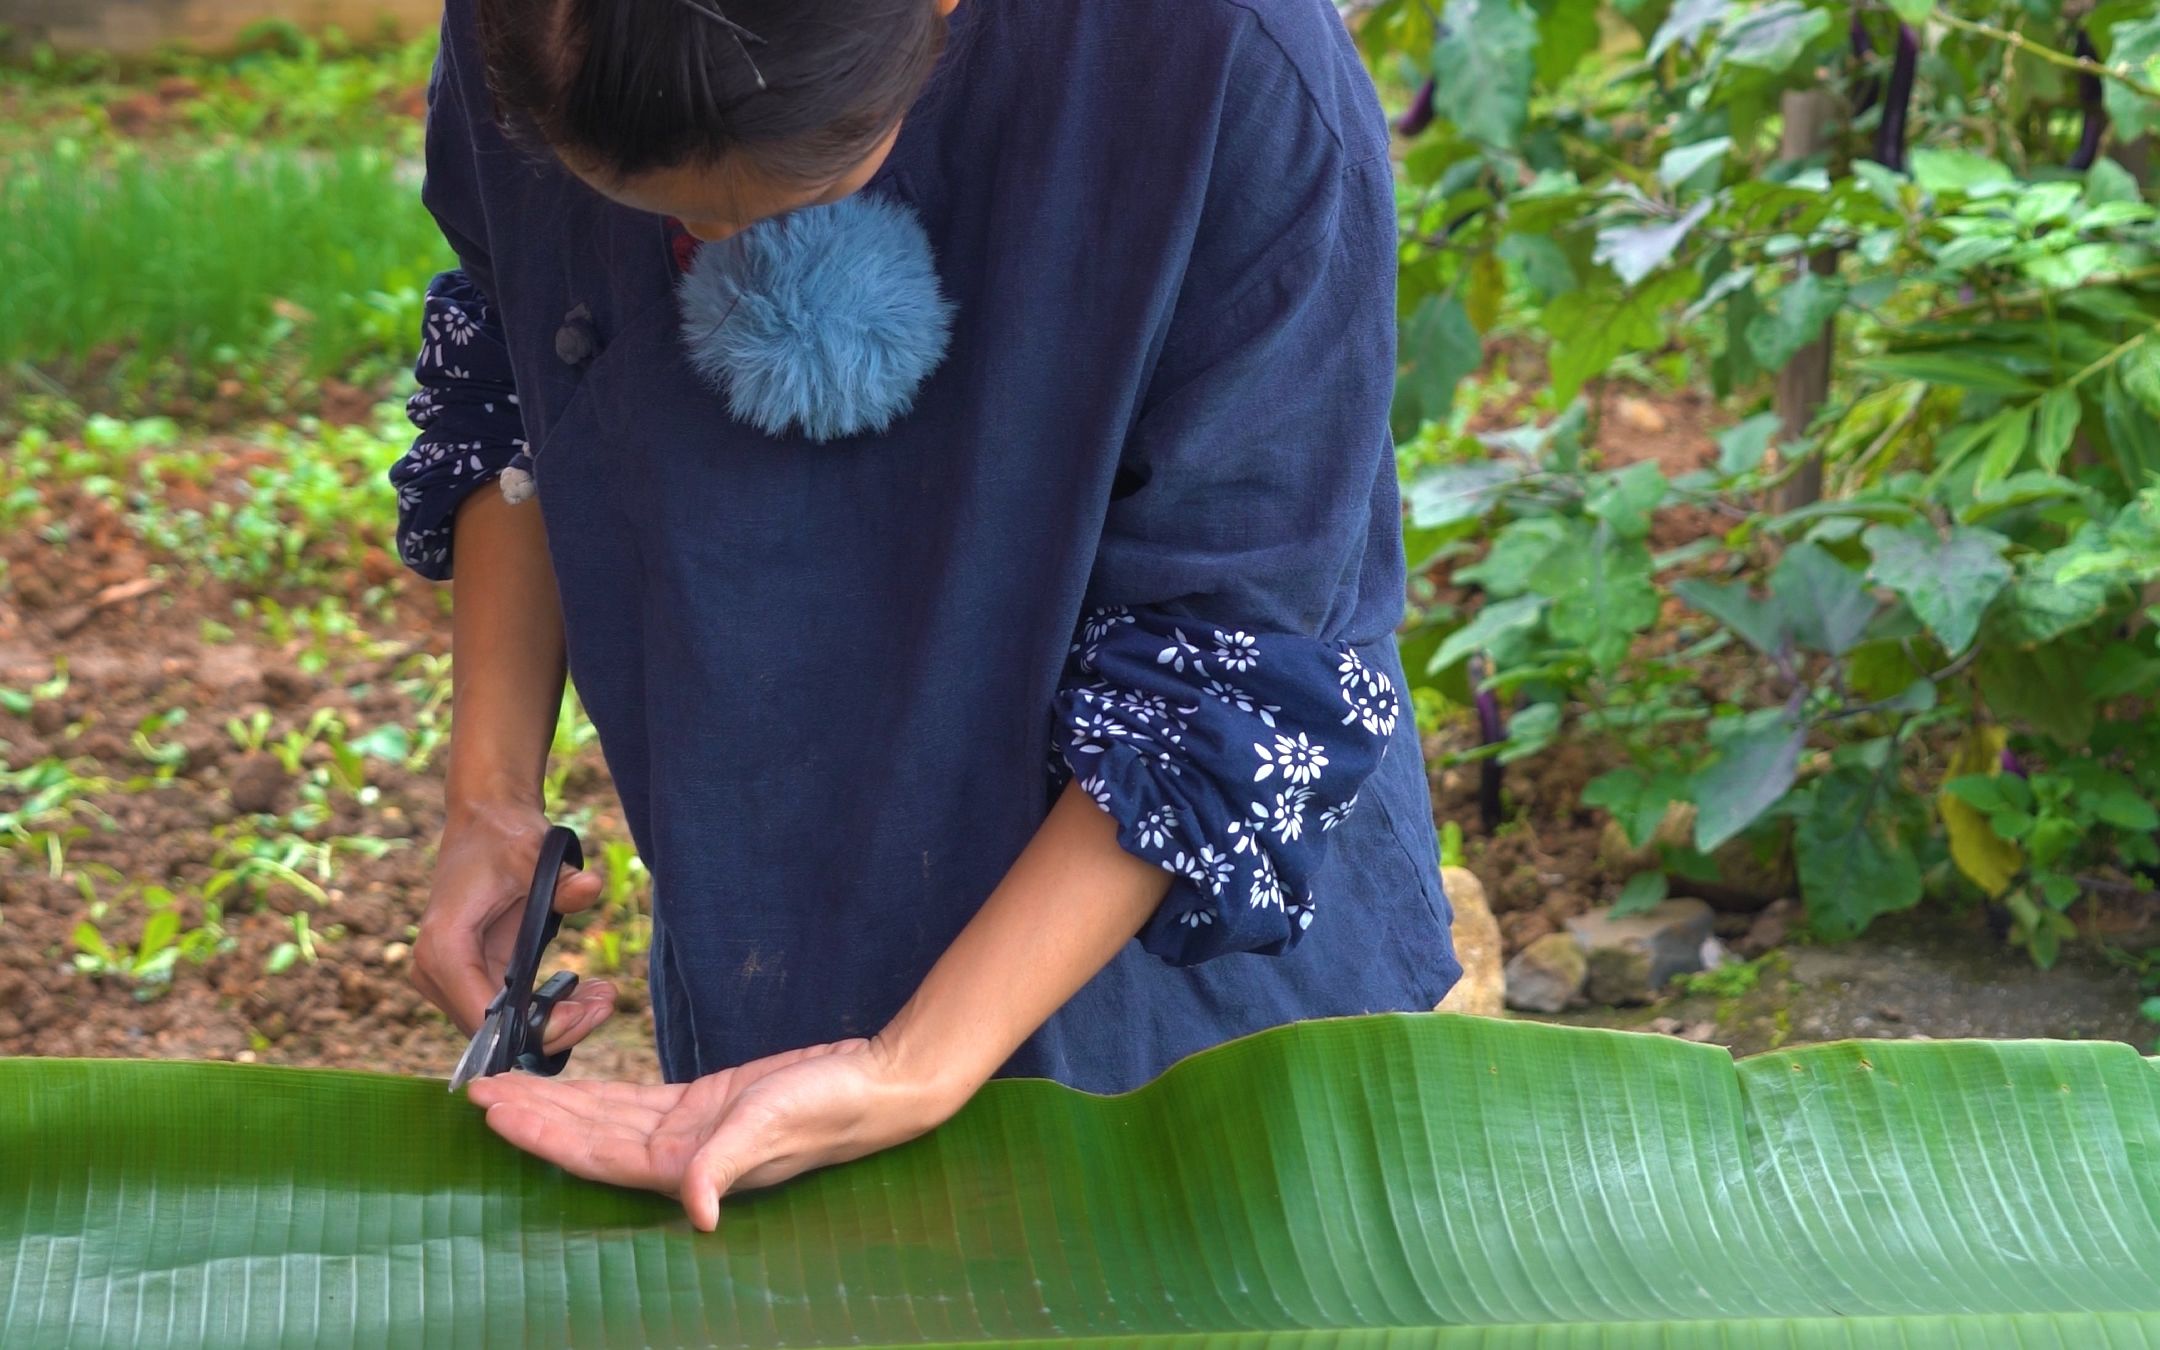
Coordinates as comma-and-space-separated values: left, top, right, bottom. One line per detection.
555, 303, 597, 366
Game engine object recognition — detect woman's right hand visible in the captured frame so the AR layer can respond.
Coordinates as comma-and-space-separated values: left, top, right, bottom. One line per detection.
413, 800, 617, 1054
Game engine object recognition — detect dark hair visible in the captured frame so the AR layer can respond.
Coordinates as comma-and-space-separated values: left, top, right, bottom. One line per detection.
476, 0, 948, 186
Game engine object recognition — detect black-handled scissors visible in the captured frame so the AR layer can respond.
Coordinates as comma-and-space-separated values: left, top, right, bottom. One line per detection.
447, 825, 584, 1092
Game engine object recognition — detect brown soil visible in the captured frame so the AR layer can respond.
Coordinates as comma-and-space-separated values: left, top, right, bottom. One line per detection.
0, 476, 658, 1082
1428, 380, 1752, 954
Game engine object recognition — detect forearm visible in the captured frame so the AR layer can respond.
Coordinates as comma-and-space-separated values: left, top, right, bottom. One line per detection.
445, 491, 569, 815
878, 781, 1171, 1112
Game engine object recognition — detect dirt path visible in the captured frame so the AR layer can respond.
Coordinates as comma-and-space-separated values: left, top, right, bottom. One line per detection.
1543, 909, 2154, 1055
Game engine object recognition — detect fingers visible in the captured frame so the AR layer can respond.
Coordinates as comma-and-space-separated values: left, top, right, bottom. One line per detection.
468, 1073, 682, 1119
540, 980, 618, 1054
479, 1096, 670, 1192
412, 929, 499, 1037
554, 865, 605, 914
682, 1136, 752, 1233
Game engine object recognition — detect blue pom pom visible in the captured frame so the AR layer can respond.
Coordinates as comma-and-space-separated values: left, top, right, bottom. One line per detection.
678, 195, 955, 443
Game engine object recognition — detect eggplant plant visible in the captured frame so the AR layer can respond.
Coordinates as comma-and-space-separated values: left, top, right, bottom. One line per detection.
1376, 1, 2160, 957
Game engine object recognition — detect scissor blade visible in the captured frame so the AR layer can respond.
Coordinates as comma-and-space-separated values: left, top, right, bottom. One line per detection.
448, 1016, 502, 1093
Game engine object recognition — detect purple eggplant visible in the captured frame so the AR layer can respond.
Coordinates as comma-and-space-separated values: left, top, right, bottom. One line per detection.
2071, 28, 2106, 171
1875, 23, 1917, 172
1851, 13, 1881, 119
1396, 78, 1437, 138
1469, 655, 1506, 831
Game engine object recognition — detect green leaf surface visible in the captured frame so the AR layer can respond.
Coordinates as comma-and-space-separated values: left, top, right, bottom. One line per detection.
2032, 388, 2081, 474
1583, 767, 1688, 849
2124, 344, 2160, 422
1744, 272, 1844, 372
1658, 136, 1732, 189
1498, 699, 1562, 762
2106, 17, 2160, 142
1613, 870, 1670, 916
1396, 295, 1485, 434
1595, 200, 1713, 287
1858, 352, 2043, 394
1585, 460, 1669, 540
1715, 412, 1781, 476
1531, 0, 1600, 85
1546, 270, 1700, 404
1693, 716, 1804, 851
1864, 525, 2013, 654
1910, 149, 2017, 196
1648, 0, 1725, 60
1798, 770, 1925, 940
17, 1020, 2160, 1347
1994, 528, 2120, 646
1533, 526, 1661, 672
1979, 644, 2099, 746
1407, 457, 1520, 529
1430, 0, 1537, 148
1431, 594, 1545, 674
1972, 404, 2035, 492
1717, 1, 1828, 71
1672, 577, 1787, 656
1768, 542, 1876, 656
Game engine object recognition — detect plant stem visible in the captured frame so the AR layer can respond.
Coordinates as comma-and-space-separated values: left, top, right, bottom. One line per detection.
1933, 10, 2160, 104
2068, 325, 2160, 390
1921, 265, 2160, 326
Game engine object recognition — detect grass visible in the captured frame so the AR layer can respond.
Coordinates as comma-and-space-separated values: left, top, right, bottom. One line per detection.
0, 29, 435, 156
0, 142, 447, 381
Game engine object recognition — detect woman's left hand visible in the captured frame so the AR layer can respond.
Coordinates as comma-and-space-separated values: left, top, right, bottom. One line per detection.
465, 1038, 967, 1230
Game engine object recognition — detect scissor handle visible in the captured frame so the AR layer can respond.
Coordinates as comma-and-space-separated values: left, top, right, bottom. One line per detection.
495, 825, 584, 1077
516, 971, 581, 1077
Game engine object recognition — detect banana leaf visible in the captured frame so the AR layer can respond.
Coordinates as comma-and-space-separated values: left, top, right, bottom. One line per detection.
8, 1013, 2160, 1348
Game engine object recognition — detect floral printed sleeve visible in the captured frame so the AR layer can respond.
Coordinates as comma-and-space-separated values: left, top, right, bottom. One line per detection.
1052, 142, 1411, 965
389, 270, 530, 580
1049, 607, 1399, 965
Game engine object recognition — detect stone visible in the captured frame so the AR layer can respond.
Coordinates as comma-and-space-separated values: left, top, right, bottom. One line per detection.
1436, 866, 1504, 1017
228, 751, 288, 816
261, 664, 317, 709
1566, 898, 1715, 1005
1596, 802, 1793, 912
382, 941, 411, 967
1499, 909, 1558, 953
1737, 897, 1799, 958
1504, 933, 1587, 1014
331, 893, 392, 936
1615, 396, 1669, 434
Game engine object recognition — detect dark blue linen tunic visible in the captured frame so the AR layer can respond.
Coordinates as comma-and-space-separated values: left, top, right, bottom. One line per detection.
396, 0, 1460, 1093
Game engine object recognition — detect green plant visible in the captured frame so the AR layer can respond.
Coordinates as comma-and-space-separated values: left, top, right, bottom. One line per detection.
129, 707, 189, 778
0, 142, 445, 382
226, 710, 273, 754
1680, 953, 1774, 1000
544, 692, 602, 814
11, 1016, 2160, 1344
0, 757, 110, 874
69, 884, 227, 994
580, 838, 653, 974
0, 658, 67, 716
266, 911, 319, 975
1374, 1, 2160, 952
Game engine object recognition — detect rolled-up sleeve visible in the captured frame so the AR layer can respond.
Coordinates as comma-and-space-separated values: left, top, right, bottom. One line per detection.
388, 15, 530, 581
392, 270, 529, 579
1052, 135, 1408, 964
